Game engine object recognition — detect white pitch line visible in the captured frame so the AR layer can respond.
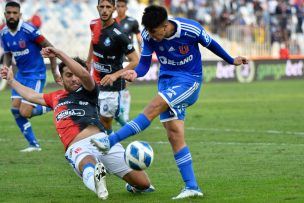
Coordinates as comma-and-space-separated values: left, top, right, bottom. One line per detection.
151, 126, 304, 136
1, 138, 304, 147
150, 141, 304, 147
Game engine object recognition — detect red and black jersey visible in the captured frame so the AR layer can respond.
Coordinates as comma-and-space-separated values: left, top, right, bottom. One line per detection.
115, 16, 140, 43
90, 19, 135, 91
43, 85, 104, 150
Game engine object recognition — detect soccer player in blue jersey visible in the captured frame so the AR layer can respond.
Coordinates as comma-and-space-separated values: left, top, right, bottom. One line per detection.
1, 1, 59, 152
92, 5, 248, 199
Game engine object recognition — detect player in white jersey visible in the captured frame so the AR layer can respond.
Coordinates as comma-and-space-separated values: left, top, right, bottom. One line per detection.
91, 5, 248, 200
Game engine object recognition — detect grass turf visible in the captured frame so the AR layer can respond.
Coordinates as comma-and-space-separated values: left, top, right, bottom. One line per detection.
0, 80, 303, 203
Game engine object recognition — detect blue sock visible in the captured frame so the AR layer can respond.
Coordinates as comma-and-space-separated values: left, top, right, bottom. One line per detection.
11, 108, 40, 147
31, 105, 52, 117
174, 146, 198, 189
109, 113, 150, 147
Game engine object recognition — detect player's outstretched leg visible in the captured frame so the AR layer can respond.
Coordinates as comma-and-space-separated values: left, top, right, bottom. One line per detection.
172, 146, 203, 199
91, 113, 151, 153
94, 162, 108, 200
11, 108, 41, 152
121, 88, 131, 122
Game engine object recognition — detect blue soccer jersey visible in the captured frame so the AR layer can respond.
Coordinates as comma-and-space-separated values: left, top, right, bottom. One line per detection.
141, 17, 212, 82
1, 20, 46, 79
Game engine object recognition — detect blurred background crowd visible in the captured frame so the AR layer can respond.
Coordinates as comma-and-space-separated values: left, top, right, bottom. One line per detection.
0, 0, 303, 60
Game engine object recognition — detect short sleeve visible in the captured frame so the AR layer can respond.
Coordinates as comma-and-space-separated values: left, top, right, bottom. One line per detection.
43, 92, 55, 108
198, 26, 212, 47
119, 33, 135, 55
132, 19, 140, 34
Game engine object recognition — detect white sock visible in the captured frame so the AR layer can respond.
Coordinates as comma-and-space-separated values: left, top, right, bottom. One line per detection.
82, 165, 96, 193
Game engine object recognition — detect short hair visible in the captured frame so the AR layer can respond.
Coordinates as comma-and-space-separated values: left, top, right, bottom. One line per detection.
142, 5, 168, 30
58, 57, 87, 75
5, 1, 20, 8
97, 0, 115, 6
116, 0, 128, 4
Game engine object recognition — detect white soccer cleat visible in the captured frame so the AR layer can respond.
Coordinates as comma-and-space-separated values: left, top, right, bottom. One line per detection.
91, 137, 110, 154
172, 187, 203, 200
20, 145, 42, 152
94, 162, 108, 200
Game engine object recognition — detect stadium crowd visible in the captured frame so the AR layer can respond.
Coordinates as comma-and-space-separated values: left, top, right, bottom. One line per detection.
0, 0, 303, 58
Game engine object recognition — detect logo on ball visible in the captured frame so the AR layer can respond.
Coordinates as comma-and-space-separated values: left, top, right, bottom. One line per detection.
124, 141, 154, 170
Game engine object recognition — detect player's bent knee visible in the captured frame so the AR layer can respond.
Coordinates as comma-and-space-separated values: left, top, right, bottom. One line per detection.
19, 106, 35, 118
78, 155, 97, 173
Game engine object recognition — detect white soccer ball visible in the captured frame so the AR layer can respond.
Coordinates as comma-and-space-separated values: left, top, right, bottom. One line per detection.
124, 141, 154, 170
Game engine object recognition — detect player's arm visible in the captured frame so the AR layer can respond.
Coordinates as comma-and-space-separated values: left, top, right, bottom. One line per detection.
121, 35, 152, 81
38, 38, 62, 85
0, 66, 46, 105
133, 19, 142, 53
86, 42, 93, 72
41, 47, 95, 91
206, 40, 248, 65
121, 55, 152, 82
198, 26, 248, 65
135, 33, 142, 53
100, 50, 139, 86
3, 52, 13, 67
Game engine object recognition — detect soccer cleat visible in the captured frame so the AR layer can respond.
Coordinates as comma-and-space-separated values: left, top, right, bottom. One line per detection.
172, 187, 203, 200
91, 137, 110, 154
20, 145, 42, 152
126, 183, 155, 193
94, 162, 108, 200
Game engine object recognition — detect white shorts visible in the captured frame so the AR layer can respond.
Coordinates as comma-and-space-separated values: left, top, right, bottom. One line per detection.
64, 133, 131, 178
98, 91, 122, 118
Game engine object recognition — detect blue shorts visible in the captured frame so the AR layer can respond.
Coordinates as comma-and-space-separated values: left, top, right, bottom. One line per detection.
11, 75, 46, 106
158, 76, 201, 122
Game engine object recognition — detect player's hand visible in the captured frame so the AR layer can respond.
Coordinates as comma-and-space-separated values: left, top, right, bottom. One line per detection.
0, 65, 14, 83
41, 47, 60, 58
121, 70, 137, 82
233, 56, 248, 66
100, 74, 118, 86
54, 74, 63, 86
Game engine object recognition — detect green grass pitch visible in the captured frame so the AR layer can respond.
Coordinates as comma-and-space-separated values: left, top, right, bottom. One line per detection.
0, 80, 304, 203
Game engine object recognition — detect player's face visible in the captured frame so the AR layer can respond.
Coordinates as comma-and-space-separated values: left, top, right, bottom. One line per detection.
148, 23, 167, 42
116, 2, 127, 17
97, 1, 115, 22
4, 6, 21, 30
61, 67, 82, 92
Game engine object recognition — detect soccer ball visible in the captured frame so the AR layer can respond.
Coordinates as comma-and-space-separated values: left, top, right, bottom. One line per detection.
124, 141, 154, 170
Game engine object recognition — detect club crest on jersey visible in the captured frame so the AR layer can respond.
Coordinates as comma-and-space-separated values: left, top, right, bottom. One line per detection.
179, 45, 189, 55
19, 40, 26, 48
104, 37, 111, 46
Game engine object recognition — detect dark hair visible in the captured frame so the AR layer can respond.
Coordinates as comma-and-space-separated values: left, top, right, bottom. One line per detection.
5, 1, 20, 8
97, 0, 115, 6
142, 5, 168, 30
58, 57, 87, 75
116, 0, 128, 4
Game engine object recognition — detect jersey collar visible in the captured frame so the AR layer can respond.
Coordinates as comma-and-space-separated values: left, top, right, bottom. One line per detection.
165, 18, 181, 40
